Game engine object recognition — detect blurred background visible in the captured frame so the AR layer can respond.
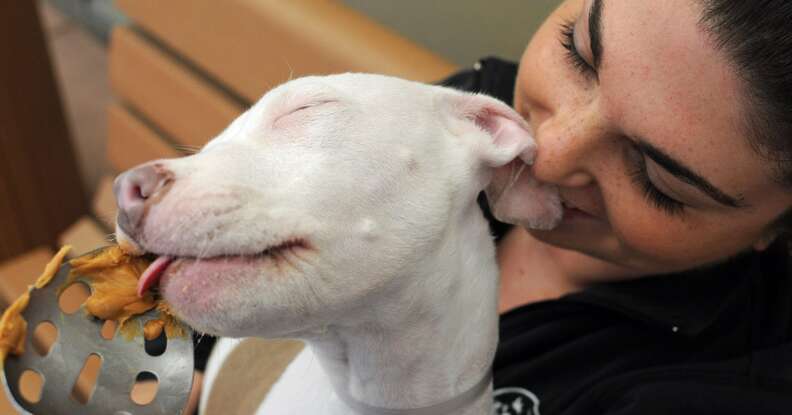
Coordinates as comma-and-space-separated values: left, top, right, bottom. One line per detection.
0, 0, 558, 410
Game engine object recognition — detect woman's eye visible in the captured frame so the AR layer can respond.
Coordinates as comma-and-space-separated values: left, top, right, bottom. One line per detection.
559, 20, 596, 77
626, 150, 686, 217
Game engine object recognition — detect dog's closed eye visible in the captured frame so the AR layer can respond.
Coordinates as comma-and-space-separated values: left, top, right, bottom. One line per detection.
273, 100, 339, 127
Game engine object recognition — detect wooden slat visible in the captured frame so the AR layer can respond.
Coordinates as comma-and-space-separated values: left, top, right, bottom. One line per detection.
115, 0, 458, 103
92, 175, 117, 230
57, 216, 109, 257
107, 104, 183, 173
0, 247, 54, 308
109, 26, 243, 149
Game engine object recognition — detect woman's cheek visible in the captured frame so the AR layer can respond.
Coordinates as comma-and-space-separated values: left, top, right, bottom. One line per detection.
607, 200, 707, 264
609, 203, 754, 268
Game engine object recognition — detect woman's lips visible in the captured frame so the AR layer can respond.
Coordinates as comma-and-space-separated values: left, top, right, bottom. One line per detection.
562, 206, 592, 220
561, 199, 601, 222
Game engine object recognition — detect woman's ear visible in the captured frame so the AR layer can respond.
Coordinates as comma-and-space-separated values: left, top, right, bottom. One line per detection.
441, 91, 538, 168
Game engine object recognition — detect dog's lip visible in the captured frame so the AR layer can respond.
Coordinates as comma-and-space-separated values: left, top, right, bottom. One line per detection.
135, 237, 311, 297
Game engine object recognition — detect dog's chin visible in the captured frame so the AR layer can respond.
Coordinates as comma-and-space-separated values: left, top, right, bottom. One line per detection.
157, 254, 315, 337
157, 256, 271, 334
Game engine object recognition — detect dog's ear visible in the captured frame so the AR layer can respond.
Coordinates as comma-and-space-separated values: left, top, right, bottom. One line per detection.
442, 91, 563, 230
443, 91, 537, 168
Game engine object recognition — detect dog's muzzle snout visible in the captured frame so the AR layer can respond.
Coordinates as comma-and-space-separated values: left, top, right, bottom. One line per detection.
114, 162, 174, 236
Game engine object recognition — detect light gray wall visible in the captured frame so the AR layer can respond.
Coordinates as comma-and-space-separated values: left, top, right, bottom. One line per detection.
340, 0, 562, 66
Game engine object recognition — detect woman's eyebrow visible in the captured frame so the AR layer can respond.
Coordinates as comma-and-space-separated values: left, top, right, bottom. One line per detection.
589, 0, 605, 69
636, 139, 749, 208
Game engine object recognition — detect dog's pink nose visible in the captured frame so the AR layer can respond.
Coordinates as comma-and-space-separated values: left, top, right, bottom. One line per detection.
114, 162, 174, 233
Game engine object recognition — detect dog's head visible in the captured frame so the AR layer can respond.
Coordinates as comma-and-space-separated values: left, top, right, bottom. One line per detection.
114, 74, 561, 337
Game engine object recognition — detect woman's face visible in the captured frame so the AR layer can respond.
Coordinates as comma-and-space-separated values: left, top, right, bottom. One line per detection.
514, 0, 792, 275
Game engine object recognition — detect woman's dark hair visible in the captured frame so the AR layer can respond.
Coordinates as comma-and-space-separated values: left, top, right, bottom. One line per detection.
698, 1, 792, 233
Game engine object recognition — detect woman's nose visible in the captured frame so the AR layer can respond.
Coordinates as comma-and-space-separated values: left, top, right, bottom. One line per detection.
531, 109, 605, 188
113, 162, 174, 232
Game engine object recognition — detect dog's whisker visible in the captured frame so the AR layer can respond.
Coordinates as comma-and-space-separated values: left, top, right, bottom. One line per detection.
303, 271, 325, 311
198, 236, 213, 260
283, 57, 294, 83
175, 144, 202, 155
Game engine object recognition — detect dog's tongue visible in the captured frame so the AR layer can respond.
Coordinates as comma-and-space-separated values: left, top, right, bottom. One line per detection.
137, 256, 174, 297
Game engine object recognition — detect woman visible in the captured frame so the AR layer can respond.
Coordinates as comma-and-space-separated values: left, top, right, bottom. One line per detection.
439, 0, 792, 413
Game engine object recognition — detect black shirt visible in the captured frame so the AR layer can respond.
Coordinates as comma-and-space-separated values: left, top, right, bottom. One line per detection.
443, 57, 792, 415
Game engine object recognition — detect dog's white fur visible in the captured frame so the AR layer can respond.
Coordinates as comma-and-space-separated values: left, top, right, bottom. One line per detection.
115, 74, 561, 414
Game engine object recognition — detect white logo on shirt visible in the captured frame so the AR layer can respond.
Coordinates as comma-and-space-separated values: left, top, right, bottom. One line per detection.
493, 387, 541, 415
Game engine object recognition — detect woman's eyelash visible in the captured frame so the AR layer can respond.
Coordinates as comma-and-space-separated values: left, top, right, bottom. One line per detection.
627, 154, 686, 217
559, 20, 596, 76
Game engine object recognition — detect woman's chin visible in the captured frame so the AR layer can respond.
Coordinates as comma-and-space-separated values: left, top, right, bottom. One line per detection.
527, 224, 616, 260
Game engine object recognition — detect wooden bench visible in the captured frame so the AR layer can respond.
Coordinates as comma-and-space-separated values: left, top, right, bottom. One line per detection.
107, 0, 457, 173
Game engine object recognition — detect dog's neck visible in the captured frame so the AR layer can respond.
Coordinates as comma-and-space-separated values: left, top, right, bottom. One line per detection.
304, 207, 498, 414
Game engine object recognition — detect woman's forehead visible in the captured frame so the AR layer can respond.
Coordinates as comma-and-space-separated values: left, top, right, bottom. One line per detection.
596, 0, 775, 200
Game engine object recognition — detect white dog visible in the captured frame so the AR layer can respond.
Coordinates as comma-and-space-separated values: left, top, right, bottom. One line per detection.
113, 73, 562, 414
